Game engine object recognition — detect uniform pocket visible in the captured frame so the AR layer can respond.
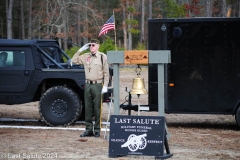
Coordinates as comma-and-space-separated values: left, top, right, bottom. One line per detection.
94, 61, 102, 69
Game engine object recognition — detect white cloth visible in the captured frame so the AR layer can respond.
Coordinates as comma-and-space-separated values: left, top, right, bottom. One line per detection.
67, 59, 72, 67
78, 43, 89, 53
101, 86, 108, 94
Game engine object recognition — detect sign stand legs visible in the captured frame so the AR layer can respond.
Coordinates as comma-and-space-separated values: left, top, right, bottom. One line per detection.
154, 129, 173, 159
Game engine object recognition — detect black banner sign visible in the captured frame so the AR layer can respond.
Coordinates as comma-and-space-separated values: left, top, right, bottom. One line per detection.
108, 115, 165, 158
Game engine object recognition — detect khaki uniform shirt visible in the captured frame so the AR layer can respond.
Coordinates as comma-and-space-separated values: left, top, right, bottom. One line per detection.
72, 51, 109, 87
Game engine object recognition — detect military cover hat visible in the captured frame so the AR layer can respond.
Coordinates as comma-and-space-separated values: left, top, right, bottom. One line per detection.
90, 38, 100, 44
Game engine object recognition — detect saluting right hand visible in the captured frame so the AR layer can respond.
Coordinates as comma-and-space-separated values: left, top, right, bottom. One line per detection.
78, 43, 90, 53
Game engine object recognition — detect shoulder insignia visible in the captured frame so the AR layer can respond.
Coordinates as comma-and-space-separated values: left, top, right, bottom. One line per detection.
103, 54, 107, 60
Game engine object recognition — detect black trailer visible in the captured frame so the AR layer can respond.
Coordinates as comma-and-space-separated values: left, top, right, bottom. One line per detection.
148, 17, 240, 127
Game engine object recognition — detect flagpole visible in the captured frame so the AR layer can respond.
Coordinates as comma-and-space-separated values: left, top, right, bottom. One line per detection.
113, 11, 117, 51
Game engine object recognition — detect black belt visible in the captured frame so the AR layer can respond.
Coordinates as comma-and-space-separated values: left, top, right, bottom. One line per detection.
86, 80, 103, 84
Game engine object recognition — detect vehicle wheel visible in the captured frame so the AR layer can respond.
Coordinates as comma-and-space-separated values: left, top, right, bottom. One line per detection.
235, 106, 240, 127
39, 86, 82, 126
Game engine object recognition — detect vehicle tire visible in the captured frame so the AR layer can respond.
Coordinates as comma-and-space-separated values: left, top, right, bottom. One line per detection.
39, 86, 82, 126
235, 106, 240, 127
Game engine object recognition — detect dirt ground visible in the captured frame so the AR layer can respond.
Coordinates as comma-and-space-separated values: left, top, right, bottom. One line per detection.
0, 67, 240, 160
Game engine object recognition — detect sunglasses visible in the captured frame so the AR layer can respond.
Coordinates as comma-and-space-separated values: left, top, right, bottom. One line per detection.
89, 44, 95, 47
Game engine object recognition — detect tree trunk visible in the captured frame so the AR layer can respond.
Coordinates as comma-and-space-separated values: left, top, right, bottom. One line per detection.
77, 6, 82, 46
148, 0, 152, 18
127, 2, 132, 50
63, 8, 67, 50
0, 17, 3, 38
206, 0, 213, 17
6, 0, 13, 39
45, 1, 50, 38
63, 22, 67, 50
56, 23, 64, 48
222, 0, 227, 17
83, 0, 88, 44
122, 1, 128, 50
239, 0, 240, 17
140, 0, 145, 44
227, 4, 232, 17
20, 0, 25, 39
28, 0, 32, 39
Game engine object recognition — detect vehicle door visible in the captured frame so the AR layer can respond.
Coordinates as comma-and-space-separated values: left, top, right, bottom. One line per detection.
0, 48, 34, 93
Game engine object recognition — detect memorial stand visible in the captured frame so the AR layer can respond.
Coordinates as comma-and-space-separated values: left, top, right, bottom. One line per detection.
107, 50, 172, 159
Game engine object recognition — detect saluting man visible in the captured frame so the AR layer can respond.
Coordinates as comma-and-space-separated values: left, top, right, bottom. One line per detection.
71, 38, 109, 138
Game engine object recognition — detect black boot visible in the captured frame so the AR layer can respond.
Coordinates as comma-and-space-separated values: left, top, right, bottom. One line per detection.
94, 132, 100, 137
80, 131, 94, 137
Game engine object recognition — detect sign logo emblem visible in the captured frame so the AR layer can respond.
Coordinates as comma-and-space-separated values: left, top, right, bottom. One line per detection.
161, 24, 166, 31
121, 133, 147, 152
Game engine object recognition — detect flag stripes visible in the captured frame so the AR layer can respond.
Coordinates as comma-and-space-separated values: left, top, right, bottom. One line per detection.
98, 15, 115, 36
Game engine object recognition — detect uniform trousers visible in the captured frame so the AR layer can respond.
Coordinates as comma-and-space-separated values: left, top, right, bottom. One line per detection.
84, 83, 102, 132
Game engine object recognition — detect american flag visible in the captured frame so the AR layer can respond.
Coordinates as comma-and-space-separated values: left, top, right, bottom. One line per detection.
98, 15, 115, 36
